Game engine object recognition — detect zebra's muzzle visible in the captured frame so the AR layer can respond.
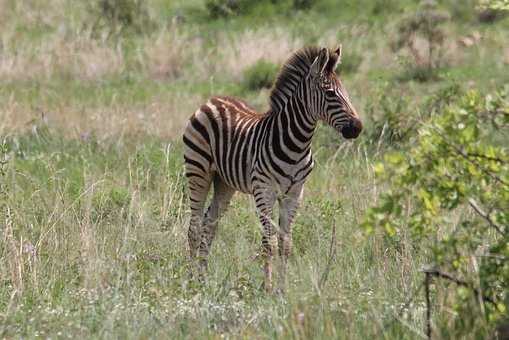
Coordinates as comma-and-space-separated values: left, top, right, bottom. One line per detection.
341, 117, 362, 139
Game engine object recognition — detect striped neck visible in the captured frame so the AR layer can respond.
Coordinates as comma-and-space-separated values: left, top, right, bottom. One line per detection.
263, 91, 317, 165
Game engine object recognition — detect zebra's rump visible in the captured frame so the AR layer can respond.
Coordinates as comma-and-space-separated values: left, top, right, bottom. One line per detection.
183, 96, 265, 193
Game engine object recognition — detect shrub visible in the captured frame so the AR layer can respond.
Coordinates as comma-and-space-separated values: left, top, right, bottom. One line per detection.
292, 0, 318, 10
205, 0, 245, 18
477, 7, 507, 22
364, 82, 413, 146
205, 0, 319, 18
392, 0, 450, 82
88, 0, 154, 37
363, 86, 509, 336
242, 60, 278, 91
450, 0, 509, 23
371, 0, 405, 16
478, 0, 509, 11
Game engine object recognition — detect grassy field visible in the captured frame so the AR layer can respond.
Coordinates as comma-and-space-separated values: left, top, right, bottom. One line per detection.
0, 0, 508, 338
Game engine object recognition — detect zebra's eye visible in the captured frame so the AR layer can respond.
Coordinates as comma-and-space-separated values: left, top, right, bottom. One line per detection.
320, 79, 332, 90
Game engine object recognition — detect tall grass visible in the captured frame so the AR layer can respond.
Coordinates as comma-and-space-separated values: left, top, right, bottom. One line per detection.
0, 126, 431, 338
0, 0, 508, 338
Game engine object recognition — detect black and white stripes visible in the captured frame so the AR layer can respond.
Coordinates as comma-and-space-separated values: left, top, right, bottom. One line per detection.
183, 45, 362, 291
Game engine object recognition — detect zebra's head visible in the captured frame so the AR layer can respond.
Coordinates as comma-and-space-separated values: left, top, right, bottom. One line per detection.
307, 46, 362, 139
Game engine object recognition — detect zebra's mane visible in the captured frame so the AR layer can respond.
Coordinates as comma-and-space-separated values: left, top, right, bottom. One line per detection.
269, 46, 334, 112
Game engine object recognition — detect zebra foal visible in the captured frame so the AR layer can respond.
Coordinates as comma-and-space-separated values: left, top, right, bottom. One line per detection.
183, 45, 362, 291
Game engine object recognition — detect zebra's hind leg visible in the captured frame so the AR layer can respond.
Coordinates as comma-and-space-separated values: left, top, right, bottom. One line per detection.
198, 175, 235, 273
185, 167, 213, 260
253, 184, 277, 293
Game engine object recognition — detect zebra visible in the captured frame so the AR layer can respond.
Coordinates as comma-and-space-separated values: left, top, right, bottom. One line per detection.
183, 45, 362, 291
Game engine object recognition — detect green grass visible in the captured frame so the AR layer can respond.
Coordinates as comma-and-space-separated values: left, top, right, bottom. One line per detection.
1, 127, 427, 339
1, 0, 508, 338
0, 76, 249, 109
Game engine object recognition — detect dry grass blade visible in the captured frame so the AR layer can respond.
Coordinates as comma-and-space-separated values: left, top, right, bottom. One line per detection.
319, 221, 337, 289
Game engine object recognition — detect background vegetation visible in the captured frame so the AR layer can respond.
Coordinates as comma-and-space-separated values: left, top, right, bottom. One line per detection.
0, 0, 508, 338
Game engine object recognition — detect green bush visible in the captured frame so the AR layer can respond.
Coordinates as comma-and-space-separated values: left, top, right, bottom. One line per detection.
363, 86, 509, 336
397, 62, 441, 82
364, 81, 414, 145
205, 0, 244, 18
242, 60, 278, 91
88, 0, 154, 37
371, 0, 406, 16
204, 0, 319, 18
476, 0, 509, 23
292, 0, 318, 10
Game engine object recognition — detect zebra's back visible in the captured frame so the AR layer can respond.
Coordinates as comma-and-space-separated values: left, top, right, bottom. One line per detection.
183, 96, 264, 193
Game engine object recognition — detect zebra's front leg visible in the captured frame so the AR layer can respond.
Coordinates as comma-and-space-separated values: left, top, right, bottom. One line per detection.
253, 185, 277, 293
278, 184, 304, 292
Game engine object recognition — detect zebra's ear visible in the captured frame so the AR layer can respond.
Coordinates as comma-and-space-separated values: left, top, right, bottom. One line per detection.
309, 47, 329, 78
332, 44, 342, 71
325, 45, 342, 73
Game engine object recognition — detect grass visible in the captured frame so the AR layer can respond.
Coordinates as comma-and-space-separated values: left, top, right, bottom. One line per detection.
0, 0, 508, 338
2, 127, 427, 338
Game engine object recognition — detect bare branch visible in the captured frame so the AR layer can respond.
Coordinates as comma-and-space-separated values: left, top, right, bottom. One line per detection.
421, 266, 497, 306
468, 198, 505, 236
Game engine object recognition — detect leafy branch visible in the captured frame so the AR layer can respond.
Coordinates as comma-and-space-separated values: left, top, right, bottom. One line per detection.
363, 86, 509, 335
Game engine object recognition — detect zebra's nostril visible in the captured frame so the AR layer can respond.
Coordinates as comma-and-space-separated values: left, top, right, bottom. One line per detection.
341, 118, 362, 139
352, 117, 362, 131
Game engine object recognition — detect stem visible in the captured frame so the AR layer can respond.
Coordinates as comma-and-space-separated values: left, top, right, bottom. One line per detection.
319, 221, 337, 289
425, 272, 432, 340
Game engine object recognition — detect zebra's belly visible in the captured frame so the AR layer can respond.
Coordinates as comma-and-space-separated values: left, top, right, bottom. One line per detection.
213, 168, 252, 194
211, 154, 254, 194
